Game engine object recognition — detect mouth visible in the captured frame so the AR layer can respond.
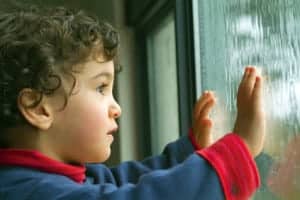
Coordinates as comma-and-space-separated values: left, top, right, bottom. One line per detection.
107, 127, 118, 135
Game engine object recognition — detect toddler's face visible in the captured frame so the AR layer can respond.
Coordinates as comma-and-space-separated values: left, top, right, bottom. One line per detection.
48, 59, 121, 164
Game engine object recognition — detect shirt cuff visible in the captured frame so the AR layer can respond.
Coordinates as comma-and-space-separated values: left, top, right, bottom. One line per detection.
196, 133, 260, 200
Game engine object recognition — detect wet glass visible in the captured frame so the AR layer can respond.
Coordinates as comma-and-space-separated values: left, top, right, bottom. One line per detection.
193, 0, 300, 199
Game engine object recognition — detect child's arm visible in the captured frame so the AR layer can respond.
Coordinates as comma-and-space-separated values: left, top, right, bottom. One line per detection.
100, 135, 198, 185
102, 91, 216, 185
28, 133, 258, 200
90, 91, 215, 185
87, 67, 263, 192
84, 66, 261, 199
24, 66, 262, 200
198, 66, 264, 198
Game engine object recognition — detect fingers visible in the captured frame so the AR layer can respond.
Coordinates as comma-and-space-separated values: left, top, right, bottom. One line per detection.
200, 97, 216, 118
193, 91, 210, 118
234, 65, 265, 157
252, 75, 263, 107
193, 91, 216, 121
237, 66, 263, 110
238, 66, 258, 101
192, 91, 216, 148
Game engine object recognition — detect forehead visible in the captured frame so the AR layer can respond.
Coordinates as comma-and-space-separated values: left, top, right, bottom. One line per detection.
79, 60, 115, 78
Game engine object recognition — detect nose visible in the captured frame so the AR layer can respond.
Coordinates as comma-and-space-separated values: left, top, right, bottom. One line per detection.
109, 98, 122, 119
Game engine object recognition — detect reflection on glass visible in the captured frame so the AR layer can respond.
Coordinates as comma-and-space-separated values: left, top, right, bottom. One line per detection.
194, 0, 300, 199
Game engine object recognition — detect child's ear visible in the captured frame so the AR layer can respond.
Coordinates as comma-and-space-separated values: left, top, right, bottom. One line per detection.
17, 88, 54, 130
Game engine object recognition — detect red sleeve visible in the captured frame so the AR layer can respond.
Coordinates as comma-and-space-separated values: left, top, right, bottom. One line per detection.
197, 133, 260, 200
188, 128, 202, 150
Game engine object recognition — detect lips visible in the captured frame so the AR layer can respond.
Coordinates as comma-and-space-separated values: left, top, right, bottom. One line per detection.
107, 127, 118, 135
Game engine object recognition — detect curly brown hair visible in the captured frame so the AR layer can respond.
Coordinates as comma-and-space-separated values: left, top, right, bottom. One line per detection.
0, 6, 120, 130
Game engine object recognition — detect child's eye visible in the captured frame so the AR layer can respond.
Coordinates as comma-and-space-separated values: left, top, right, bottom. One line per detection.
96, 84, 108, 95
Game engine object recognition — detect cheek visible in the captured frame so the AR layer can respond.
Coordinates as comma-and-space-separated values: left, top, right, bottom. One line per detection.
62, 93, 108, 137
72, 104, 111, 162
75, 103, 107, 134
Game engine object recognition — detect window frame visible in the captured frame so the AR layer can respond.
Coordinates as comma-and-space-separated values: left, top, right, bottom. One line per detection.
126, 0, 196, 156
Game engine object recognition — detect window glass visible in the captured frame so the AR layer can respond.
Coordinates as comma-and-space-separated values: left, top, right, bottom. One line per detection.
193, 0, 300, 199
147, 13, 179, 155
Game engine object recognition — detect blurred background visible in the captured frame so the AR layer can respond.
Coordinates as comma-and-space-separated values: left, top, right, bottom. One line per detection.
1, 0, 299, 199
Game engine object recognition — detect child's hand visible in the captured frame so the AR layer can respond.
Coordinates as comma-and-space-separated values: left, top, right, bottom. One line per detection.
233, 66, 265, 157
192, 91, 216, 148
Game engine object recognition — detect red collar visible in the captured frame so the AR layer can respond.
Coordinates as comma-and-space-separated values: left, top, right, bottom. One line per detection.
0, 149, 86, 183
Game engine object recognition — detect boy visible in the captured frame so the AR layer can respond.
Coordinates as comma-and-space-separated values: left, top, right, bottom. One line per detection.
0, 6, 264, 200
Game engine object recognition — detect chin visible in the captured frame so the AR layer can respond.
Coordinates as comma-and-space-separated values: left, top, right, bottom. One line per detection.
86, 149, 111, 163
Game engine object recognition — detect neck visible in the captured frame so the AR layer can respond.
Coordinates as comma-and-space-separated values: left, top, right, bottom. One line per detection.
1, 125, 39, 149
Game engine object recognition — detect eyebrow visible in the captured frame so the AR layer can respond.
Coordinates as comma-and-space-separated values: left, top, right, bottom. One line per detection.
91, 72, 114, 80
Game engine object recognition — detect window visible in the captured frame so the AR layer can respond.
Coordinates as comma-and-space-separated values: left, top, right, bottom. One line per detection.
146, 13, 179, 154
193, 0, 300, 199
126, 0, 195, 157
